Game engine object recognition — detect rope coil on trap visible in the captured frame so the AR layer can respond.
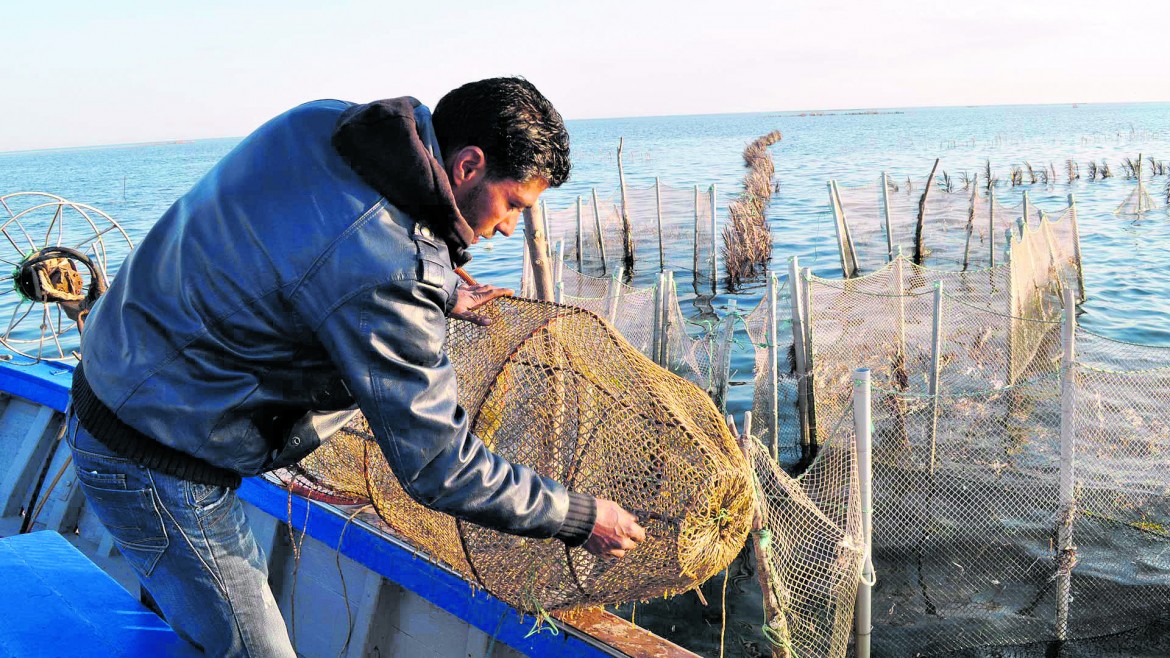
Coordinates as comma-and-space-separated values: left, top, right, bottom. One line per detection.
13, 246, 109, 331
295, 296, 756, 612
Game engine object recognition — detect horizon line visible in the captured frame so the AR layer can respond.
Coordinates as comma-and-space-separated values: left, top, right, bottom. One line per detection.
3, 98, 1167, 156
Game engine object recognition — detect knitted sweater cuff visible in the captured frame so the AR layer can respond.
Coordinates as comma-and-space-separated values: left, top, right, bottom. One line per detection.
553, 492, 597, 547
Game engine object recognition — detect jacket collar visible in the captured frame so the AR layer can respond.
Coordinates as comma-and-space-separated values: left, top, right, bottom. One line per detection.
331, 97, 474, 266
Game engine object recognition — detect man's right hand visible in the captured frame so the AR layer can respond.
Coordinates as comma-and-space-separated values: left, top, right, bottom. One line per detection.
582, 498, 647, 559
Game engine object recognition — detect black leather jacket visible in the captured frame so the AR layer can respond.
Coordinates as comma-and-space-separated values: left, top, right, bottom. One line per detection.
78, 99, 594, 543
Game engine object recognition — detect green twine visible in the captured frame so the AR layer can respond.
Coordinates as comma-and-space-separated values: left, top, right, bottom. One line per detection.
521, 565, 559, 639
523, 605, 559, 639
753, 527, 773, 552
762, 622, 799, 657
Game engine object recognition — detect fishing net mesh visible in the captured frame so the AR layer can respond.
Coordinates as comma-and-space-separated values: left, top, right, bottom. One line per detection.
746, 417, 865, 658
291, 297, 755, 613
1114, 182, 1159, 215
785, 204, 1169, 654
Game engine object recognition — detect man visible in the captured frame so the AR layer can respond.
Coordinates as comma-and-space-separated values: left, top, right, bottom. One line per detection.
67, 77, 646, 657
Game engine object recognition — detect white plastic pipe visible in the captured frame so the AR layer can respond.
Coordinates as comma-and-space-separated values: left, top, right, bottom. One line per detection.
853, 367, 874, 658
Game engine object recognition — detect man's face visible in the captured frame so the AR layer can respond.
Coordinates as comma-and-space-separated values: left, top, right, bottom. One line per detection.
455, 176, 548, 244
446, 145, 548, 244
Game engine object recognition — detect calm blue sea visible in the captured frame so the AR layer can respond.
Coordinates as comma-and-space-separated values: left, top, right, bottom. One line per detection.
3, 101, 1169, 421
3, 102, 1169, 656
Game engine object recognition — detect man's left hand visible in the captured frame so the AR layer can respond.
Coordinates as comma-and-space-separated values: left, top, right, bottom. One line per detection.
450, 283, 514, 326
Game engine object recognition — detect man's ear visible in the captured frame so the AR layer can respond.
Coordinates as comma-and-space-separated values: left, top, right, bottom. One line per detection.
449, 146, 487, 190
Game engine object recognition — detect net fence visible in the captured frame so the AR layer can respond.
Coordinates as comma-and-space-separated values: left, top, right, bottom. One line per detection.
541, 183, 718, 288
746, 417, 865, 658
777, 239, 1167, 654
830, 180, 1082, 278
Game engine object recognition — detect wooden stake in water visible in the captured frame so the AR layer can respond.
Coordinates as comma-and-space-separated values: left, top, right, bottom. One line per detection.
735, 416, 791, 658
655, 177, 665, 272
828, 180, 858, 278
710, 184, 718, 293
713, 299, 737, 412
767, 271, 780, 460
1005, 228, 1018, 383
606, 267, 624, 325
617, 137, 634, 270
989, 187, 997, 268
1067, 193, 1086, 302
1056, 284, 1077, 642
962, 185, 977, 271
928, 282, 944, 471
789, 258, 811, 463
591, 188, 608, 274
1022, 190, 1031, 228
891, 247, 910, 448
652, 273, 665, 365
522, 206, 554, 301
801, 267, 819, 460
554, 240, 565, 304
853, 368, 874, 658
575, 196, 583, 269
669, 269, 678, 365
540, 199, 552, 264
1136, 152, 1145, 207
832, 181, 859, 276
693, 185, 701, 283
880, 171, 894, 262
914, 158, 941, 265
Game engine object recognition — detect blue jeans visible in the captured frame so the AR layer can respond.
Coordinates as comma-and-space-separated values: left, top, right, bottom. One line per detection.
66, 413, 296, 657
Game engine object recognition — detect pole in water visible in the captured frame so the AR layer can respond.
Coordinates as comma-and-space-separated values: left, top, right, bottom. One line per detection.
693, 185, 700, 285
655, 177, 665, 272
554, 240, 565, 304
590, 188, 608, 275
914, 158, 941, 265
788, 257, 810, 462
1055, 284, 1078, 642
928, 281, 944, 472
767, 271, 780, 460
989, 187, 997, 268
575, 196, 583, 269
663, 271, 676, 366
1067, 193, 1086, 302
828, 180, 851, 278
709, 184, 718, 294
652, 272, 665, 365
881, 171, 894, 262
617, 137, 634, 271
607, 267, 624, 325
853, 368, 874, 658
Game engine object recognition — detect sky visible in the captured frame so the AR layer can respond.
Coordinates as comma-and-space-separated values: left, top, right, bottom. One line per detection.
2, 0, 1167, 152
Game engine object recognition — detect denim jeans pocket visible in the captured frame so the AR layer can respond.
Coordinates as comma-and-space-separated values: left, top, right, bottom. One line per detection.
186, 480, 233, 524
77, 477, 170, 577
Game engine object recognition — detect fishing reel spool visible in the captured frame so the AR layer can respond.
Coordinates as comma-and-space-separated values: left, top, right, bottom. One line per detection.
0, 192, 133, 363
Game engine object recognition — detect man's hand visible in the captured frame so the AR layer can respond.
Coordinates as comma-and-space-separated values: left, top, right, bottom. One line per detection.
450, 283, 514, 326
582, 498, 647, 559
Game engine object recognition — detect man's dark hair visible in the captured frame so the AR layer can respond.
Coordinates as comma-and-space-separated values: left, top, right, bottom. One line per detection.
433, 77, 571, 188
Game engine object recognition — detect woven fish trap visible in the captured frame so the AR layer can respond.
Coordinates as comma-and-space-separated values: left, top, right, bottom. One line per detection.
298, 296, 754, 612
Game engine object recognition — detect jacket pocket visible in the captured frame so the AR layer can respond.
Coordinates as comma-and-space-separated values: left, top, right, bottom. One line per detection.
76, 475, 169, 577
413, 231, 456, 312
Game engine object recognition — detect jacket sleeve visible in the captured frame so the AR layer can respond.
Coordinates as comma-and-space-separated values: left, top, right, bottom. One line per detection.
312, 275, 595, 544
